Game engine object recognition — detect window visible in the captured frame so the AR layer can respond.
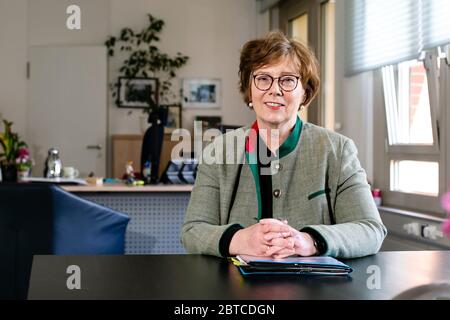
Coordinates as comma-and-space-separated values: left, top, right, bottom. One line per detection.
377, 48, 448, 215
390, 160, 439, 196
346, 0, 450, 216
382, 60, 434, 146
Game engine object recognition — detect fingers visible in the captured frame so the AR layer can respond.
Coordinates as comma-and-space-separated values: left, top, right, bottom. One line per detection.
268, 236, 295, 249
260, 244, 271, 256
266, 245, 285, 256
263, 231, 291, 241
261, 243, 302, 258
247, 220, 294, 257
260, 223, 291, 234
267, 245, 296, 258
260, 219, 289, 235
263, 237, 295, 258
259, 218, 288, 225
272, 248, 296, 259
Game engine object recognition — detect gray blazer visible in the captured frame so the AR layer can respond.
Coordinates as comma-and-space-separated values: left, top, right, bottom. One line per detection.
181, 122, 387, 258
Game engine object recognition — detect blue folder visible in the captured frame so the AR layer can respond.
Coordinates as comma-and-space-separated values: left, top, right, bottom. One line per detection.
233, 255, 353, 276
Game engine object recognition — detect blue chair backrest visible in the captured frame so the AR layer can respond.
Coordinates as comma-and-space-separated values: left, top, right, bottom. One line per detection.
52, 186, 130, 254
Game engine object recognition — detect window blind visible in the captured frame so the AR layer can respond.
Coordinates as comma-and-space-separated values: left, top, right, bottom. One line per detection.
422, 0, 450, 49
345, 0, 450, 76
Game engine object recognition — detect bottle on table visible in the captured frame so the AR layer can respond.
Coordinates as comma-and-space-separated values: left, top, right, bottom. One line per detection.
142, 161, 152, 185
372, 189, 382, 207
44, 148, 63, 178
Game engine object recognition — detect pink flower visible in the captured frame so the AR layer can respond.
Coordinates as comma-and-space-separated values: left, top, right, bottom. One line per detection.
441, 191, 450, 212
443, 220, 450, 238
15, 147, 33, 170
441, 189, 450, 239
17, 147, 29, 158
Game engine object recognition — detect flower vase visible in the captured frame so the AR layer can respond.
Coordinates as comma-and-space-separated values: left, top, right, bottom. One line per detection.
1, 163, 18, 182
17, 168, 30, 181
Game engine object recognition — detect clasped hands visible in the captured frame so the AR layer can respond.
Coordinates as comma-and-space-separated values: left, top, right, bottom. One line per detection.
229, 218, 318, 259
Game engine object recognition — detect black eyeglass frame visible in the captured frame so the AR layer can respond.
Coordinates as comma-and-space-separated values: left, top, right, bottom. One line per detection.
252, 74, 301, 92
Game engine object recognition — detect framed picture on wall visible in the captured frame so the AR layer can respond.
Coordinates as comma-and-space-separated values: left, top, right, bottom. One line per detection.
161, 104, 182, 134
117, 77, 159, 108
195, 116, 222, 132
182, 78, 221, 109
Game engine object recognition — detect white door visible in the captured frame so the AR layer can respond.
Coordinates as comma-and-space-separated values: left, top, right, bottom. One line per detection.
27, 46, 107, 178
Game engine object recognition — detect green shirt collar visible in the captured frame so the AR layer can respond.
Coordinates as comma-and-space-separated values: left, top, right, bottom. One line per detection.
278, 116, 302, 158
246, 116, 302, 159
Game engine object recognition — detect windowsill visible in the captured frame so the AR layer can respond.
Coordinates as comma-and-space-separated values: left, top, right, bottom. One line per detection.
378, 204, 450, 249
378, 205, 446, 222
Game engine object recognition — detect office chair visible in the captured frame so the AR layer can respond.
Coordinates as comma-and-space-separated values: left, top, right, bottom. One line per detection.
0, 183, 130, 300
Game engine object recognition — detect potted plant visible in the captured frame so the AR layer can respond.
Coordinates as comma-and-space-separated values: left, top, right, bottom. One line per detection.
0, 119, 32, 182
105, 13, 189, 112
15, 147, 34, 180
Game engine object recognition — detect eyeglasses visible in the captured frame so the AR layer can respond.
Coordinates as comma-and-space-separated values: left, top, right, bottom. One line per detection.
253, 74, 300, 92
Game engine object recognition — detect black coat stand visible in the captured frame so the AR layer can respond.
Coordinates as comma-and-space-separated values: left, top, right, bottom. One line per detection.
140, 98, 167, 184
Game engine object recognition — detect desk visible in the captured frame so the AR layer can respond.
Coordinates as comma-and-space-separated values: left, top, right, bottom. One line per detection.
62, 184, 192, 254
28, 251, 450, 300
62, 184, 194, 193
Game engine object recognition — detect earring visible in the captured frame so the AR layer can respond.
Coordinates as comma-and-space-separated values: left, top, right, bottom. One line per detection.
248, 102, 253, 109
299, 97, 306, 110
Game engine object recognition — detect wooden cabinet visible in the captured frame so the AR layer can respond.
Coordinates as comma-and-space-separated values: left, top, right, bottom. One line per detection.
112, 135, 143, 179
111, 134, 181, 179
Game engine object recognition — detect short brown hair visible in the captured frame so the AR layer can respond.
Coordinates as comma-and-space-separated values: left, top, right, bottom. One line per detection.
239, 31, 320, 108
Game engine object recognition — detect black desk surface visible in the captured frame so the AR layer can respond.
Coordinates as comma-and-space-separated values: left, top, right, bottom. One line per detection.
28, 251, 450, 300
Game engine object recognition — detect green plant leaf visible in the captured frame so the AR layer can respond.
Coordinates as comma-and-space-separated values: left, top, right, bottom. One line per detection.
105, 13, 189, 103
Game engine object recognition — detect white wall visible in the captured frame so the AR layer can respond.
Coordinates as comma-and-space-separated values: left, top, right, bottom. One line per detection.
0, 0, 28, 137
28, 0, 110, 46
334, 0, 374, 182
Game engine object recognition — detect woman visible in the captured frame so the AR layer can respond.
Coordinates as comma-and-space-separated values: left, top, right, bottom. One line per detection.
181, 31, 386, 259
